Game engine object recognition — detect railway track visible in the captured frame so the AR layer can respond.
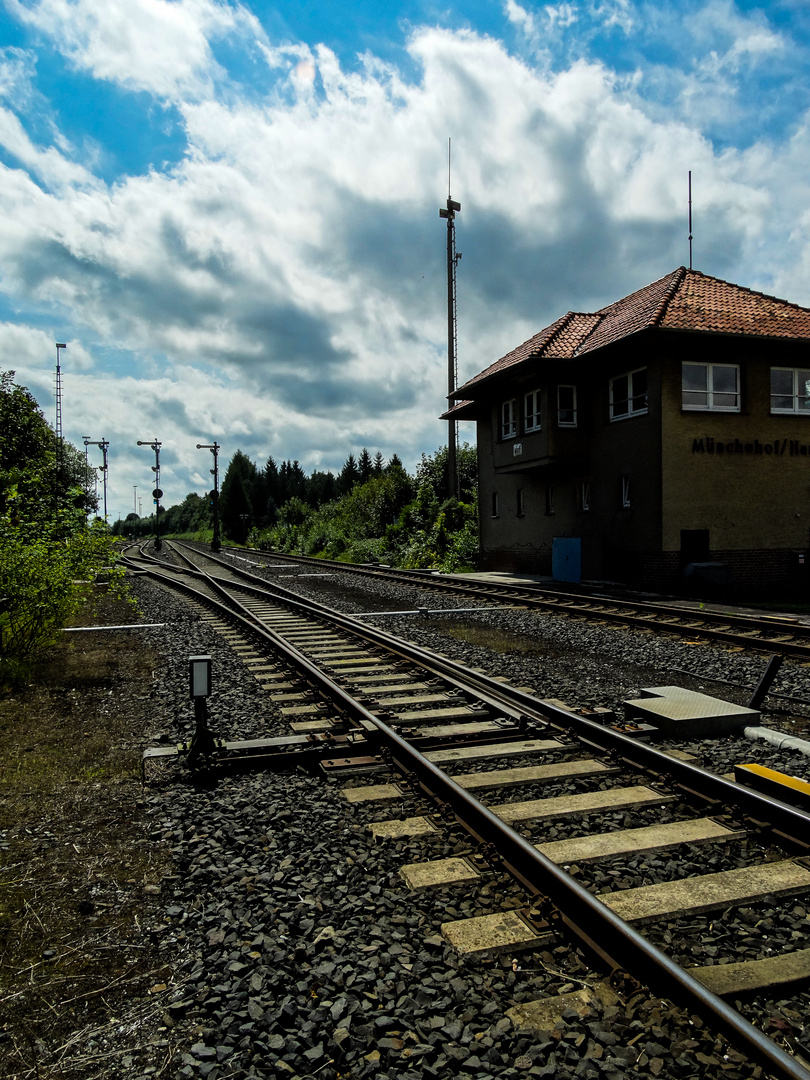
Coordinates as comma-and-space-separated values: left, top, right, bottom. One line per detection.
124, 541, 810, 1080
194, 542, 810, 659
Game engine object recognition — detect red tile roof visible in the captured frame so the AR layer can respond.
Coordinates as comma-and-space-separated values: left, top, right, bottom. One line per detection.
453, 268, 810, 399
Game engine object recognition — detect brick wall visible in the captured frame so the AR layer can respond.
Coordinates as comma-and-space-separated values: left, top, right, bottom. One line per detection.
482, 545, 552, 575
484, 543, 809, 598
627, 548, 808, 598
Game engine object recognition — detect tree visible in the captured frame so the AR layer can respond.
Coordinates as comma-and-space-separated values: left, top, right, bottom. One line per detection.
264, 456, 281, 507
306, 470, 337, 507
338, 454, 359, 495
220, 451, 257, 540
1, 372, 123, 680
357, 447, 373, 483
415, 443, 478, 503
0, 370, 96, 520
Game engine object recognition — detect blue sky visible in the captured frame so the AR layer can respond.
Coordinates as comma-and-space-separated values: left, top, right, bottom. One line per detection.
2, 0, 810, 518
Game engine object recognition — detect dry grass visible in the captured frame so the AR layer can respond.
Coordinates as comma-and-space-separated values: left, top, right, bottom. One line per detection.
0, 592, 174, 1079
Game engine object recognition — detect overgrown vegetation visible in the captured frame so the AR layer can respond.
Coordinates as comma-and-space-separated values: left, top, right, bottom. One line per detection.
115, 443, 481, 572
0, 591, 171, 1077
0, 371, 126, 685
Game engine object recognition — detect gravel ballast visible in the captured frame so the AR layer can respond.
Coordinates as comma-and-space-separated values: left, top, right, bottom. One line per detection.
36, 566, 810, 1080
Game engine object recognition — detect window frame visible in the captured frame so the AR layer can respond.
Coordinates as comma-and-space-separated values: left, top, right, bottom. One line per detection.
491, 492, 500, 518
682, 362, 741, 413
580, 480, 591, 512
516, 488, 525, 517
557, 385, 577, 428
524, 389, 542, 433
545, 485, 555, 516
621, 474, 631, 509
501, 398, 517, 440
609, 367, 648, 421
770, 367, 810, 415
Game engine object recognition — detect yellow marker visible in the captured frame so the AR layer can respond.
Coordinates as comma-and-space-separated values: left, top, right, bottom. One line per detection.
734, 763, 810, 811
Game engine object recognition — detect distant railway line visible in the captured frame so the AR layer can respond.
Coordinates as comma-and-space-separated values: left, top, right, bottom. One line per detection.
177, 541, 810, 660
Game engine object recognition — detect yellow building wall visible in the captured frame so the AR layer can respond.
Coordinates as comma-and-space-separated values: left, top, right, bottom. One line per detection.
660, 344, 810, 553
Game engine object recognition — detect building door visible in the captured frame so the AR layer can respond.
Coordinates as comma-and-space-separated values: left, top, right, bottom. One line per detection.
553, 537, 582, 583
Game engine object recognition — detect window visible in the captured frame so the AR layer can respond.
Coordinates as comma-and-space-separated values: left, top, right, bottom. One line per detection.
580, 481, 591, 511
771, 368, 810, 414
524, 390, 541, 432
682, 362, 740, 411
610, 368, 648, 420
545, 485, 555, 516
491, 492, 500, 517
621, 474, 631, 509
501, 399, 517, 439
516, 488, 525, 517
557, 385, 577, 427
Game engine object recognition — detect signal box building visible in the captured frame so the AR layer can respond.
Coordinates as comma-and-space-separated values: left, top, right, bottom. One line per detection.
446, 267, 810, 595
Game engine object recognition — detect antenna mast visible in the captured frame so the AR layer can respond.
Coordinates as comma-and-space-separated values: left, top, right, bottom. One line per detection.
688, 171, 693, 270
439, 138, 461, 500
54, 343, 67, 482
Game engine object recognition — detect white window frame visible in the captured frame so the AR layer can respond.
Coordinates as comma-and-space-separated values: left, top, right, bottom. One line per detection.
770, 367, 810, 415
682, 362, 740, 412
621, 474, 631, 509
557, 385, 577, 428
609, 368, 648, 421
580, 480, 591, 511
501, 398, 517, 440
524, 389, 542, 433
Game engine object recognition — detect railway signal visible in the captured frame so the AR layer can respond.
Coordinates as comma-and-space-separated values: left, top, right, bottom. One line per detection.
439, 145, 461, 501
196, 441, 221, 552
136, 438, 163, 551
83, 438, 109, 522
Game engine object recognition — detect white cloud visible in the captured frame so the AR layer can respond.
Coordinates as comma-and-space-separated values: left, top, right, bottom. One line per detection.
546, 3, 579, 31
2, 8, 810, 514
590, 1, 634, 34
504, 0, 537, 39
0, 107, 99, 190
689, 0, 785, 69
5, 0, 265, 100
0, 46, 37, 107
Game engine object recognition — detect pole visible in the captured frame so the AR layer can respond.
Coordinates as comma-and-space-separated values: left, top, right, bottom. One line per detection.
55, 343, 67, 487
83, 436, 92, 519
688, 170, 693, 271
85, 439, 110, 523
439, 174, 461, 500
196, 441, 221, 552
137, 439, 163, 551
98, 438, 109, 523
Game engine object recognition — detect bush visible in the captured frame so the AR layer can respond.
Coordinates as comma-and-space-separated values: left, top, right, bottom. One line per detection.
1, 371, 127, 684
0, 513, 127, 682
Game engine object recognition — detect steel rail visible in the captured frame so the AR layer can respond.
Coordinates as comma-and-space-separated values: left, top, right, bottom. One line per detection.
373, 715, 810, 1080
129, 549, 810, 1079
150, 542, 810, 852
215, 542, 810, 656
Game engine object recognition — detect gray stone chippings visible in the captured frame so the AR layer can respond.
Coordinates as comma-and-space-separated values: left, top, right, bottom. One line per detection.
123, 570, 810, 1079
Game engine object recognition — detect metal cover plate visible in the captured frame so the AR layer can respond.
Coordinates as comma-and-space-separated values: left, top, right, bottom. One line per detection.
623, 686, 759, 736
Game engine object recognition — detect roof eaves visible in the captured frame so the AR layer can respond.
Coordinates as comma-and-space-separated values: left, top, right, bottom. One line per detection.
451, 311, 575, 399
